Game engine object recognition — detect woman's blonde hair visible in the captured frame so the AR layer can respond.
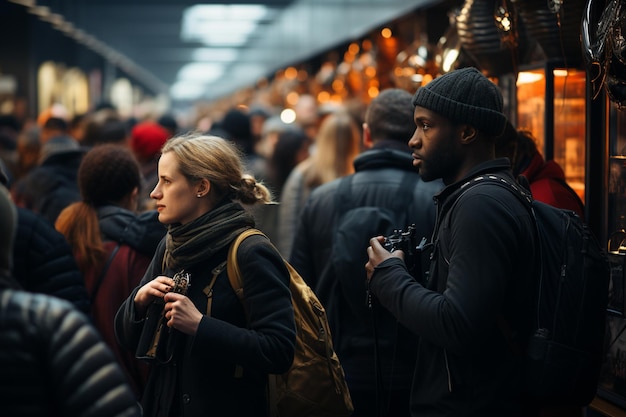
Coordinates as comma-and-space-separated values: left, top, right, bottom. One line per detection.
301, 111, 361, 188
161, 133, 272, 205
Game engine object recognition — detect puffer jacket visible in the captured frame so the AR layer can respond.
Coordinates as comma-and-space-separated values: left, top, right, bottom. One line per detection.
0, 287, 141, 417
13, 206, 90, 315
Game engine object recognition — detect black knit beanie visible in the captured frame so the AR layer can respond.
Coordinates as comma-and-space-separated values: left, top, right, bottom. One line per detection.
412, 67, 507, 137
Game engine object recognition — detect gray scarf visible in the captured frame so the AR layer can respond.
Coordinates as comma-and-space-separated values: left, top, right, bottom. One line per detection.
164, 201, 255, 270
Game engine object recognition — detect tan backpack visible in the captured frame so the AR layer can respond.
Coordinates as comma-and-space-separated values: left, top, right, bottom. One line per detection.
225, 228, 353, 417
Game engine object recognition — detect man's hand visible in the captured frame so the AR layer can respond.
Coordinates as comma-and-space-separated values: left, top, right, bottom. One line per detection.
365, 236, 404, 282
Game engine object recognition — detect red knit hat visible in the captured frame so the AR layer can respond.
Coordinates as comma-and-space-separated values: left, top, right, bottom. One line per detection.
130, 121, 170, 161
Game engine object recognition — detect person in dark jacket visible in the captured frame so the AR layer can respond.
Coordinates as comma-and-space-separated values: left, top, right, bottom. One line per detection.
0, 164, 90, 315
0, 182, 141, 417
289, 88, 443, 416
365, 67, 537, 416
115, 134, 296, 417
55, 144, 166, 399
12, 116, 86, 224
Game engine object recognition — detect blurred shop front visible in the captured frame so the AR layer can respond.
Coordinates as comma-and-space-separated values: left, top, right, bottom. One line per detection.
0, 1, 169, 128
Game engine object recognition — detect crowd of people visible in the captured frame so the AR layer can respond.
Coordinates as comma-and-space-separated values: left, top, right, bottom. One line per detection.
0, 67, 588, 417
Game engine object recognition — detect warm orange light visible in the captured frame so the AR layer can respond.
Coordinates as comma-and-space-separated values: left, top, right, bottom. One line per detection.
332, 79, 345, 92
284, 66, 298, 80
365, 66, 376, 78
368, 86, 380, 98
381, 28, 392, 38
318, 91, 331, 102
348, 43, 360, 55
286, 91, 299, 105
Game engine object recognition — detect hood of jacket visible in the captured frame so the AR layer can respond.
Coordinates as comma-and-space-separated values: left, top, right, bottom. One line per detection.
353, 147, 415, 173
97, 206, 166, 256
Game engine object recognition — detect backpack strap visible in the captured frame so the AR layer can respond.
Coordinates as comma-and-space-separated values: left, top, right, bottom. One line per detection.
90, 243, 121, 305
224, 227, 278, 415
91, 223, 131, 304
226, 228, 267, 306
447, 174, 540, 356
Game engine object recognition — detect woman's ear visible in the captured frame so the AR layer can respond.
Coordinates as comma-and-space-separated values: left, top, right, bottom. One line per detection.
196, 178, 211, 198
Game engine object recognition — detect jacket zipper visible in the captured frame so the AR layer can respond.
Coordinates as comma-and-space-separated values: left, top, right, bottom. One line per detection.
444, 349, 452, 392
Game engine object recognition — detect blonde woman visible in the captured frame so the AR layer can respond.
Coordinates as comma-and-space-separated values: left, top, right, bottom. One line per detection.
115, 134, 295, 417
278, 111, 361, 258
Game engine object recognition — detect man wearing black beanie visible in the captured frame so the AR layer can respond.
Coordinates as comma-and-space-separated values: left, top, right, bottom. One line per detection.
365, 67, 537, 416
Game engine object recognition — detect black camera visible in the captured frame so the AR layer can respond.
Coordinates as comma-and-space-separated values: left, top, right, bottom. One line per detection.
136, 270, 190, 363
383, 224, 431, 283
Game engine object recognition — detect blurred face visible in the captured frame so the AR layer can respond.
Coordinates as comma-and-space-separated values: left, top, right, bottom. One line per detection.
150, 152, 205, 225
408, 106, 465, 185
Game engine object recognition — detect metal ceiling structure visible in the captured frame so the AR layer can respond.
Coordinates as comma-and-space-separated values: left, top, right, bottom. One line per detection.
13, 0, 440, 104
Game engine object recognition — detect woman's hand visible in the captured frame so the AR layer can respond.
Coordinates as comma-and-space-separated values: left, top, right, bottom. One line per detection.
134, 276, 175, 315
163, 292, 203, 335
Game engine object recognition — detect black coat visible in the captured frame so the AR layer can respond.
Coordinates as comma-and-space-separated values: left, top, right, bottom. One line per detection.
369, 159, 537, 416
17, 148, 85, 224
115, 232, 296, 417
0, 288, 141, 417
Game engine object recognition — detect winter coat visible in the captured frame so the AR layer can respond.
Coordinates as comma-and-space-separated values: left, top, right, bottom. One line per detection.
289, 145, 443, 393
84, 206, 166, 398
0, 288, 141, 417
16, 146, 85, 224
277, 167, 309, 258
521, 152, 585, 217
12, 206, 90, 315
369, 158, 537, 416
115, 231, 296, 417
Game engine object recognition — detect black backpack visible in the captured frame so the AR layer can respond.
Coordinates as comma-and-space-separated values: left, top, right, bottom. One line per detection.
332, 173, 416, 319
331, 172, 419, 415
459, 174, 610, 407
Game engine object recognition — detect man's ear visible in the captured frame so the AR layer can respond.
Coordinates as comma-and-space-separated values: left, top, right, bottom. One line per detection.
460, 125, 478, 144
362, 123, 373, 149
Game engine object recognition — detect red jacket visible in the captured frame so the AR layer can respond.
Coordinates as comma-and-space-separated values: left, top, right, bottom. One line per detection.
84, 241, 151, 399
521, 152, 585, 218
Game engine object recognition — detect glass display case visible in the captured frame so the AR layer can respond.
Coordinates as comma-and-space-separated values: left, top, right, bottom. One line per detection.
516, 65, 587, 203
598, 101, 626, 410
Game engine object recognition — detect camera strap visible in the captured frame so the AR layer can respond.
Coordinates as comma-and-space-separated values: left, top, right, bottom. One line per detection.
203, 261, 227, 318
